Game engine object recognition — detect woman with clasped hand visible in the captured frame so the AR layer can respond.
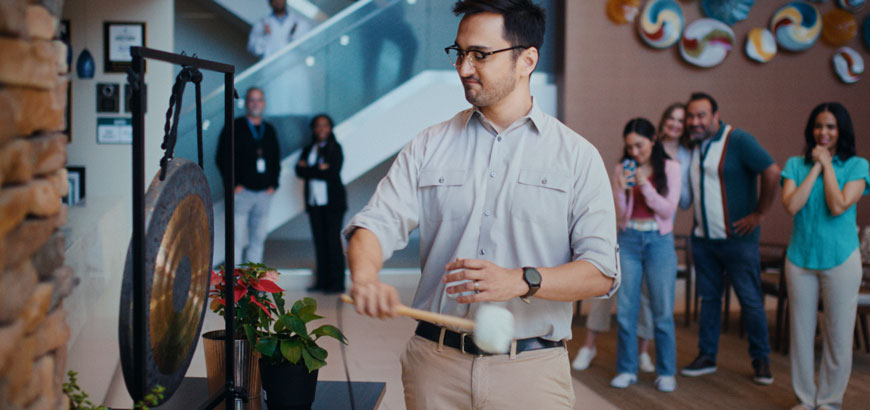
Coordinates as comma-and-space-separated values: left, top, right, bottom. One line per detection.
780, 102, 869, 410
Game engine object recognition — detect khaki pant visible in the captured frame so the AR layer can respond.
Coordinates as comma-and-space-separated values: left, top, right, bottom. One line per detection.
400, 335, 575, 410
786, 249, 862, 410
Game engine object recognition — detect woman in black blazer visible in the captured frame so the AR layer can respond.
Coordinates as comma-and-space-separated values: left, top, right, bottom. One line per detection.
295, 114, 348, 293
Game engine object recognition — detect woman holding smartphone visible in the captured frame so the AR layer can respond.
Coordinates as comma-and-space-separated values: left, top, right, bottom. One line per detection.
780, 102, 868, 410
610, 118, 681, 392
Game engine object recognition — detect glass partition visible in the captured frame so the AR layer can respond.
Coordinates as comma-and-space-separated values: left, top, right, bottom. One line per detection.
174, 0, 558, 199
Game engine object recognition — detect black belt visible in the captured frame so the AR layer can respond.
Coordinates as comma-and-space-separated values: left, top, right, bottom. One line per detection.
414, 321, 563, 356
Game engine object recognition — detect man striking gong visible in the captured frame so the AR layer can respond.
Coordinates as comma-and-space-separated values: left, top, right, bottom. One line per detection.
343, 1, 620, 408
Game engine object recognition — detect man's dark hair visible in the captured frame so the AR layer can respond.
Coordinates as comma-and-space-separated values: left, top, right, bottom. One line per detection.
803, 102, 856, 164
452, 0, 546, 51
688, 92, 718, 114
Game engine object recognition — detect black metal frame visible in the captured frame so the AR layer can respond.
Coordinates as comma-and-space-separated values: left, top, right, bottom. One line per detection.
128, 46, 237, 410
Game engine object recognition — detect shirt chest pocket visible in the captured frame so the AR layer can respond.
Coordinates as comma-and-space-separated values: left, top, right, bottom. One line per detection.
419, 169, 472, 223
511, 169, 570, 224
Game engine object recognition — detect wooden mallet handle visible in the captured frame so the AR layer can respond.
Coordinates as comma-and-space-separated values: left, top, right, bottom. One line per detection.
340, 294, 475, 331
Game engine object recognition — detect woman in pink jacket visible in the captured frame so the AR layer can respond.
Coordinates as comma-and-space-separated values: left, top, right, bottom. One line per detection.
610, 118, 682, 392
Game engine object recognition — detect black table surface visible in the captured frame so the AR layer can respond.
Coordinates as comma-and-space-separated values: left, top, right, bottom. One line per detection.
154, 377, 386, 410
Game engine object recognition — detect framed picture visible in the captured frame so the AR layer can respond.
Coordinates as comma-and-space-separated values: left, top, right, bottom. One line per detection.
64, 166, 85, 206
103, 21, 145, 73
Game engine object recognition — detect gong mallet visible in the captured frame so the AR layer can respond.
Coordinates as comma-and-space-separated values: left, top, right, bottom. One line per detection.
340, 294, 514, 354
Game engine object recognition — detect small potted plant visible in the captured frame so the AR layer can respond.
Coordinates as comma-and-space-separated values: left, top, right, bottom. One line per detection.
204, 263, 284, 399
254, 297, 347, 409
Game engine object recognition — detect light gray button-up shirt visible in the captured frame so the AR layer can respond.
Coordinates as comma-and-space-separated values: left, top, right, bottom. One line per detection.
343, 102, 619, 341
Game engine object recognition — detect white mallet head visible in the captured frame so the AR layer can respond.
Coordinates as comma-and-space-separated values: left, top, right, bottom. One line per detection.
473, 304, 515, 354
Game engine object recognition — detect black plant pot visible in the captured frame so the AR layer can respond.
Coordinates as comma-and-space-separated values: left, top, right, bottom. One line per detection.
259, 358, 319, 410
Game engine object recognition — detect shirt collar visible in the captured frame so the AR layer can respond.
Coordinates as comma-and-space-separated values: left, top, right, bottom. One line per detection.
462, 98, 543, 136
272, 12, 289, 22
710, 120, 727, 142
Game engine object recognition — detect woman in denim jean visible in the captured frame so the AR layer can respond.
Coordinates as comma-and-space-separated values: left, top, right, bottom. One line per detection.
781, 103, 868, 410
610, 118, 681, 392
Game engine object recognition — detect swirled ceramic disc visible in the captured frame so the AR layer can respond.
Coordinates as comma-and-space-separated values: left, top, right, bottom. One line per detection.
822, 9, 858, 46
745, 27, 777, 63
837, 0, 866, 12
638, 0, 684, 48
771, 1, 822, 52
607, 0, 642, 24
680, 18, 736, 67
833, 46, 864, 83
701, 0, 755, 26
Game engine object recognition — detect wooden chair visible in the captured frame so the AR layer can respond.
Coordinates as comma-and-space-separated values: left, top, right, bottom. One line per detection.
855, 264, 870, 353
758, 243, 788, 353
674, 234, 694, 327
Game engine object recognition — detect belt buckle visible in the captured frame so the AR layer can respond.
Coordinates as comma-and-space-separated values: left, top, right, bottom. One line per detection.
460, 332, 484, 356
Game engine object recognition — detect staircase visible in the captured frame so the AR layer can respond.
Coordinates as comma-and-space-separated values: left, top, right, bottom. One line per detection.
173, 0, 559, 264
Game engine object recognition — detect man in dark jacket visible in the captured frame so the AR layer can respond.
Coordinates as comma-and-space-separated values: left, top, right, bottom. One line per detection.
216, 87, 281, 265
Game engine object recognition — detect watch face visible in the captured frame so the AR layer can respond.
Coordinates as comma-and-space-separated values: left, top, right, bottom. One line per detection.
525, 267, 542, 287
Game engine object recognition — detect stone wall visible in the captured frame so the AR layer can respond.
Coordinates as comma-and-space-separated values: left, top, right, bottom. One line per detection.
0, 0, 73, 409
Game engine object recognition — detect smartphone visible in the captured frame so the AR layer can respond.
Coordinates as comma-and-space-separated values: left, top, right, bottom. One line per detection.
622, 159, 637, 187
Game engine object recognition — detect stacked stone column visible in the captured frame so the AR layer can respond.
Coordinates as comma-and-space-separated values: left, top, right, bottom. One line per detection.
0, 1, 74, 409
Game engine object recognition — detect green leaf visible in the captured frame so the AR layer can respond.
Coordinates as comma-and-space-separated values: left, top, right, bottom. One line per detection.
280, 339, 303, 364
243, 324, 256, 346
255, 338, 278, 357
279, 315, 308, 338
274, 318, 285, 332
311, 325, 348, 344
307, 344, 328, 361
301, 348, 326, 372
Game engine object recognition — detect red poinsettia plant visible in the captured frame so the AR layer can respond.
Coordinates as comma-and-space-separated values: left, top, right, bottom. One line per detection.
209, 262, 285, 346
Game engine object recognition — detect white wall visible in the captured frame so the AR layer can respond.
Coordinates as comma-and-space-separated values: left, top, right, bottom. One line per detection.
62, 0, 174, 403
64, 0, 173, 202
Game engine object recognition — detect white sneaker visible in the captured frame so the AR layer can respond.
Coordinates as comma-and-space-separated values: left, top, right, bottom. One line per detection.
639, 351, 655, 373
654, 375, 677, 392
610, 373, 637, 388
571, 347, 596, 371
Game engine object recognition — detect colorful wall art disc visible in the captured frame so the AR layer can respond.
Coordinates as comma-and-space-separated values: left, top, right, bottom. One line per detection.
836, 0, 866, 13
833, 46, 864, 83
771, 1, 822, 52
745, 27, 777, 63
680, 18, 736, 67
638, 0, 685, 48
822, 9, 858, 46
607, 0, 642, 24
701, 0, 755, 26
864, 15, 870, 50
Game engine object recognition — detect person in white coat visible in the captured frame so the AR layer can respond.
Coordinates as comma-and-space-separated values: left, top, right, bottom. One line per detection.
248, 0, 315, 115
248, 0, 314, 59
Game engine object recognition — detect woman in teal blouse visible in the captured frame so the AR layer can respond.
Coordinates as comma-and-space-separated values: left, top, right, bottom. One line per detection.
781, 102, 869, 410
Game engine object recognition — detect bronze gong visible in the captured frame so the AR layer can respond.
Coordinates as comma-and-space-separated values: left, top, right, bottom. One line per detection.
119, 158, 213, 402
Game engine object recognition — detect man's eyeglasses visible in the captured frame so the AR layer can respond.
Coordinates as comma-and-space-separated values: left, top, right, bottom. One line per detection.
444, 45, 531, 67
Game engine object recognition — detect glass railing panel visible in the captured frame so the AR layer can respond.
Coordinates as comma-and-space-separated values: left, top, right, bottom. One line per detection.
173, 0, 558, 200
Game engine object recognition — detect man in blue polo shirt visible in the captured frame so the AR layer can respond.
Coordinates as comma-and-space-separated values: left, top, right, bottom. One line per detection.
679, 92, 780, 385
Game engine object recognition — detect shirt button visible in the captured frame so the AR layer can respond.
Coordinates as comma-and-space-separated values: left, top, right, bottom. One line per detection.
541, 178, 548, 185
497, 136, 502, 142
484, 210, 491, 216
479, 249, 486, 255
490, 171, 496, 178
439, 177, 445, 183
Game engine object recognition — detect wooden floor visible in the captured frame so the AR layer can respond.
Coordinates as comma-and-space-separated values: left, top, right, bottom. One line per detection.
568, 311, 870, 410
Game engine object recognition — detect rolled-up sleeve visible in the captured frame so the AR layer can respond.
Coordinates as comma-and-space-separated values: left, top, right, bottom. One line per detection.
342, 137, 422, 262
569, 144, 620, 298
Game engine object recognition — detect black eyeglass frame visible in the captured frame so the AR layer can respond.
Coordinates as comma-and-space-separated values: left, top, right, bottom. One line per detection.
444, 45, 532, 67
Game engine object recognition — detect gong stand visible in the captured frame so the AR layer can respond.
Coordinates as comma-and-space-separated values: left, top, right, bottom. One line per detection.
128, 46, 238, 410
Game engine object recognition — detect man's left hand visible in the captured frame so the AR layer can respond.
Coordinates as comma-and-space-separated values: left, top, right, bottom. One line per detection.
443, 259, 527, 304
732, 212, 762, 236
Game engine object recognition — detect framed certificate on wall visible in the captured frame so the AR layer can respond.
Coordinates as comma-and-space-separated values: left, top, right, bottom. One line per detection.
103, 21, 145, 73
